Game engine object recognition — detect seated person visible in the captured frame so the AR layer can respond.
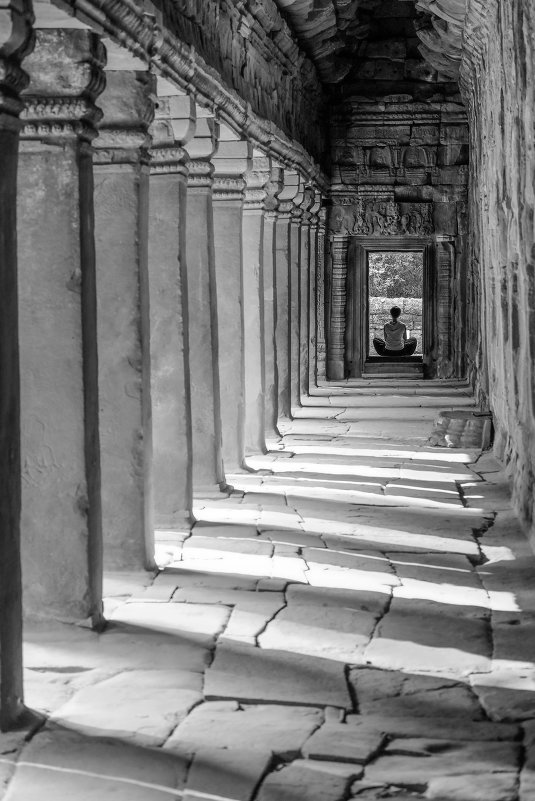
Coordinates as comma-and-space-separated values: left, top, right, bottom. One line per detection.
373, 306, 417, 356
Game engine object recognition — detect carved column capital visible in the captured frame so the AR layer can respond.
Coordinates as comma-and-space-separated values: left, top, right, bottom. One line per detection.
187, 158, 214, 188
150, 144, 189, 175
211, 125, 251, 202
149, 88, 195, 175
299, 185, 316, 225
21, 28, 105, 142
309, 190, 323, 229
184, 109, 218, 189
243, 157, 285, 212
0, 0, 34, 122
212, 175, 245, 201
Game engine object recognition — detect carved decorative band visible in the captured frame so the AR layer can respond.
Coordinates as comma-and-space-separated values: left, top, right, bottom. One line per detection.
21, 96, 102, 141
95, 128, 150, 151
330, 199, 434, 236
93, 146, 151, 166
187, 159, 214, 188
243, 188, 267, 210
150, 145, 188, 174
213, 176, 245, 200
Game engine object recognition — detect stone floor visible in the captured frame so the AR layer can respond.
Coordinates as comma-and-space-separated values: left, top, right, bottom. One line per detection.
4, 379, 535, 800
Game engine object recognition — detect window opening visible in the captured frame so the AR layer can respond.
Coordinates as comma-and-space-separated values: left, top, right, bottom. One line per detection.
367, 251, 424, 357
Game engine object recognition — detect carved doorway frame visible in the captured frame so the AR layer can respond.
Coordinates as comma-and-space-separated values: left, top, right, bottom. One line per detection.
345, 236, 435, 379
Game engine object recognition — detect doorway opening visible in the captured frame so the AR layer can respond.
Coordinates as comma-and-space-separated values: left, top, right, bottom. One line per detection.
367, 251, 424, 359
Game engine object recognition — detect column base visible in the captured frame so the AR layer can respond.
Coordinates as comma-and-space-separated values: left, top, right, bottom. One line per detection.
193, 484, 231, 501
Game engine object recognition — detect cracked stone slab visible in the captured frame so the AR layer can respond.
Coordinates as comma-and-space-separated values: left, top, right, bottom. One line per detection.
460, 480, 512, 511
319, 508, 482, 555
3, 725, 188, 801
286, 583, 391, 616
364, 597, 492, 675
426, 772, 518, 800
24, 621, 210, 673
258, 528, 325, 548
165, 702, 322, 758
269, 552, 308, 582
163, 567, 259, 593
221, 594, 287, 644
490, 613, 535, 662
258, 604, 379, 663
390, 552, 489, 607
49, 669, 202, 746
182, 536, 273, 557
470, 669, 535, 721
302, 723, 384, 764
257, 760, 361, 801
182, 748, 271, 801
204, 641, 351, 708
349, 668, 484, 720
385, 479, 463, 507
108, 602, 230, 644
345, 713, 519, 742
365, 739, 521, 784
0, 732, 30, 798
305, 562, 396, 595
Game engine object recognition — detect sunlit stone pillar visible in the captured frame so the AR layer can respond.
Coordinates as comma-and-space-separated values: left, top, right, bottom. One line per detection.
308, 192, 322, 390
316, 208, 328, 382
289, 176, 306, 412
242, 154, 274, 456
148, 82, 195, 532
211, 127, 251, 473
0, 0, 32, 730
298, 186, 316, 401
184, 109, 226, 496
17, 28, 105, 622
93, 44, 155, 570
274, 171, 300, 420
262, 164, 283, 442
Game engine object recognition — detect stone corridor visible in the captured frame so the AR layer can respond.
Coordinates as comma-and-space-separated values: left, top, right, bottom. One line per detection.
3, 382, 535, 801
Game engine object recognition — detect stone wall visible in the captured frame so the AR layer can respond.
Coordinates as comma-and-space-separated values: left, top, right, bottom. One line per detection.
460, 0, 535, 541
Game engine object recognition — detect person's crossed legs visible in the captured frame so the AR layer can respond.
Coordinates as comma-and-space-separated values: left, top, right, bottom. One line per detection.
373, 337, 417, 357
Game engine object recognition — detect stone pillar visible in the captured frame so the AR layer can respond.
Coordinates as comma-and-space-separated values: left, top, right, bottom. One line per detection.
148, 82, 195, 532
274, 171, 300, 420
242, 155, 274, 456
0, 0, 32, 731
184, 110, 225, 496
316, 208, 328, 382
262, 164, 283, 442
289, 176, 305, 412
308, 192, 322, 389
211, 126, 251, 473
299, 186, 316, 401
17, 28, 105, 622
92, 45, 155, 570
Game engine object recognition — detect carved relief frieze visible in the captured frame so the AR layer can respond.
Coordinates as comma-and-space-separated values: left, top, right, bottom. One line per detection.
330, 199, 434, 237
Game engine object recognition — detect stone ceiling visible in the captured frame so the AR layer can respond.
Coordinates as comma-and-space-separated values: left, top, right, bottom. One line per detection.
272, 0, 467, 84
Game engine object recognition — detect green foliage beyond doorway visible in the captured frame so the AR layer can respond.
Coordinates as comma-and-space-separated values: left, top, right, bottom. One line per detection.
368, 251, 423, 298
